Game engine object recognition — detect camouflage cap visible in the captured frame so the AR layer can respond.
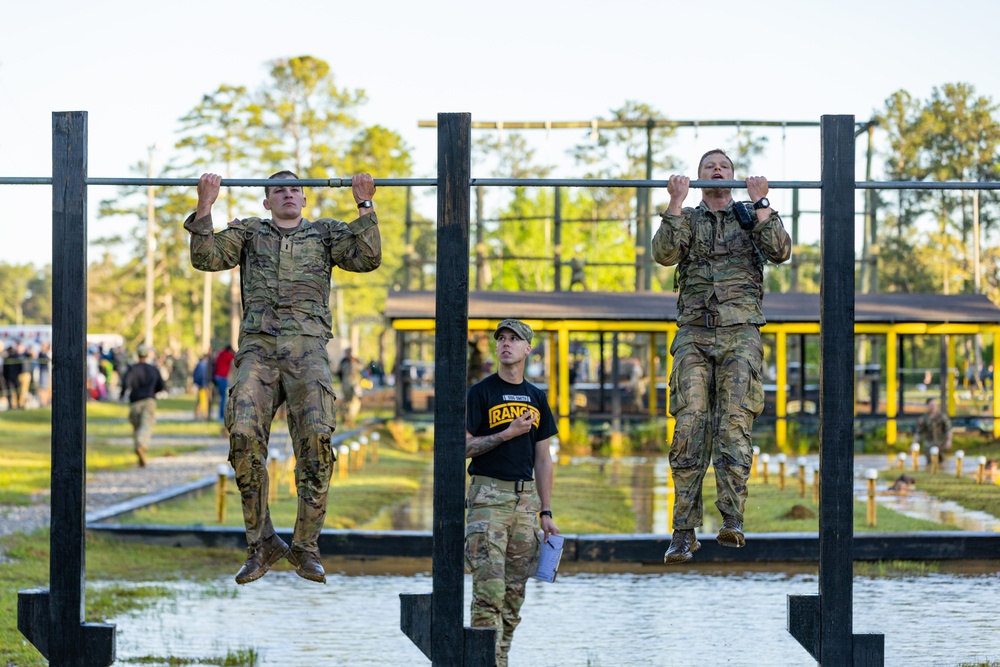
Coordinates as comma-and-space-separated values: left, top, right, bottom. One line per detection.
493, 319, 533, 344
136, 344, 150, 358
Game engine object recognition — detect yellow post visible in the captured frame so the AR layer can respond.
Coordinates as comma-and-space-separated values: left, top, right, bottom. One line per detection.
947, 334, 957, 417
267, 456, 280, 504
896, 452, 906, 470
358, 436, 368, 470
797, 456, 807, 498
557, 325, 571, 445
812, 464, 820, 504
866, 468, 878, 527
929, 446, 939, 474
886, 331, 898, 445
760, 453, 770, 485
777, 453, 787, 491
648, 332, 658, 416
338, 444, 350, 480
370, 431, 380, 464
665, 327, 676, 445
955, 450, 964, 478
911, 443, 921, 472
750, 446, 760, 480
993, 328, 1000, 439
776, 331, 788, 449
977, 456, 987, 484
547, 330, 558, 410
350, 441, 361, 472
216, 464, 228, 523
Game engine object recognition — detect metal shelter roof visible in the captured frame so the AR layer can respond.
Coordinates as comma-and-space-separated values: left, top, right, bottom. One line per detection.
384, 291, 1000, 325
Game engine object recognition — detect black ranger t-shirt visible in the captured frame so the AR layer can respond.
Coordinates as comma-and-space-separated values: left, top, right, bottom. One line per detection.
466, 373, 558, 481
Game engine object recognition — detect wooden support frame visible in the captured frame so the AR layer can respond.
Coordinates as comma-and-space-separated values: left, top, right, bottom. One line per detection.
17, 112, 115, 666
399, 113, 494, 666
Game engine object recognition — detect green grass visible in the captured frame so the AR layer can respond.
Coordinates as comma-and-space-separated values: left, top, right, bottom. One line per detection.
905, 469, 1000, 517
117, 446, 432, 529
744, 476, 949, 533
0, 529, 244, 667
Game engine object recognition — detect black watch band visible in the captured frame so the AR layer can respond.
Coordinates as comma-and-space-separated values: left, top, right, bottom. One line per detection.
539, 510, 553, 519
357, 200, 374, 209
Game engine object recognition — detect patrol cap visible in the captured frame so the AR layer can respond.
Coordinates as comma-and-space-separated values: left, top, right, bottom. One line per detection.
493, 319, 533, 344
136, 344, 150, 357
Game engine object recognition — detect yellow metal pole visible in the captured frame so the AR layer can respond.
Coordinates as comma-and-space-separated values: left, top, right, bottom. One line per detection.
666, 327, 676, 445
648, 332, 658, 416
886, 331, 898, 445
557, 324, 571, 445
776, 330, 787, 449
993, 328, 1000, 439
947, 334, 957, 417
547, 331, 558, 410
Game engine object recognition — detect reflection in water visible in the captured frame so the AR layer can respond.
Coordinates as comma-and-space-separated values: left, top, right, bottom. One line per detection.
106, 568, 1000, 666
378, 455, 1000, 533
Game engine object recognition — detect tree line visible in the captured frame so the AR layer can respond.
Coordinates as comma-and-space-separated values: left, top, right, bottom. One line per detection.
1, 68, 998, 370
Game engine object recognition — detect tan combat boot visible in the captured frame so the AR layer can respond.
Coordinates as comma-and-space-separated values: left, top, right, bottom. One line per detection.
664, 529, 701, 564
235, 533, 290, 585
289, 548, 327, 584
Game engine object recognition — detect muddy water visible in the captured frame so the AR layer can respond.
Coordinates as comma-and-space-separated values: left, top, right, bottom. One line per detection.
106, 567, 1000, 666
383, 455, 1000, 533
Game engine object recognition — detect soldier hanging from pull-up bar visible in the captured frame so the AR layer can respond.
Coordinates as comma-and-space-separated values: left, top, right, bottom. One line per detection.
653, 149, 791, 563
184, 171, 382, 584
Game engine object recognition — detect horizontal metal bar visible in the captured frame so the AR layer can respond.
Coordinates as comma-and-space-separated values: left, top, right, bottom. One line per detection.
1, 176, 997, 191
856, 181, 1000, 190
419, 119, 827, 130
471, 178, 821, 189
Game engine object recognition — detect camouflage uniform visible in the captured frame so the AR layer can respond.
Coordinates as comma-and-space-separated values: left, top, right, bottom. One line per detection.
653, 200, 790, 529
916, 409, 951, 463
185, 210, 381, 553
465, 372, 557, 667
128, 398, 157, 454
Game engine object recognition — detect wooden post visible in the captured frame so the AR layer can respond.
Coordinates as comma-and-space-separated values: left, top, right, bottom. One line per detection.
18, 111, 115, 666
400, 113, 494, 666
788, 115, 883, 665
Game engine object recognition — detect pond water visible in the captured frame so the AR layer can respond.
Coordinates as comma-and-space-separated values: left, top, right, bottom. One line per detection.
388, 454, 1000, 533
105, 566, 1000, 666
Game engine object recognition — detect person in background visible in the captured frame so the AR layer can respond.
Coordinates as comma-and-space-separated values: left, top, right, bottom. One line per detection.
213, 344, 235, 421
120, 344, 166, 467
915, 397, 952, 465
192, 351, 212, 420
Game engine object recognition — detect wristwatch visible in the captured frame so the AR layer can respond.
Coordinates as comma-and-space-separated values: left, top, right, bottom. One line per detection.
752, 197, 770, 210
357, 200, 374, 209
539, 510, 553, 519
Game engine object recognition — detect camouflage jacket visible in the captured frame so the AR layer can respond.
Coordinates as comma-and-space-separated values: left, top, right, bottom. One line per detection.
652, 201, 791, 327
184, 212, 381, 339
916, 411, 951, 447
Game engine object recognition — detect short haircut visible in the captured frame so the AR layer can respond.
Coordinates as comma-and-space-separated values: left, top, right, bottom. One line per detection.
265, 170, 299, 197
697, 149, 734, 173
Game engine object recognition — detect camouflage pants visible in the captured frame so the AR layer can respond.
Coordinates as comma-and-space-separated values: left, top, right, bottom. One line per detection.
128, 398, 157, 457
225, 334, 338, 552
465, 479, 542, 667
669, 324, 764, 530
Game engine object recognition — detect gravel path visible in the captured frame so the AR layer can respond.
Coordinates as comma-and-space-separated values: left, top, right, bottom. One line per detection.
0, 411, 248, 540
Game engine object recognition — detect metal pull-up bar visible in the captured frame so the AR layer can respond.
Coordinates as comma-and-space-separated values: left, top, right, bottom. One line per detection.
2, 176, 999, 190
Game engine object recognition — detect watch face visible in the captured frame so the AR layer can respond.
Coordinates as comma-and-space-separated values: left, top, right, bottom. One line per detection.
755, 197, 770, 209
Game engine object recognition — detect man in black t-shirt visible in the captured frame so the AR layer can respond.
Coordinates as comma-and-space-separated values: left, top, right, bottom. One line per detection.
465, 318, 558, 667
120, 344, 166, 467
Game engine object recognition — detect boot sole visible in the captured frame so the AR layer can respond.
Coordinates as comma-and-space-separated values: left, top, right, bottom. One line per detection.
663, 539, 701, 564
717, 529, 745, 548
288, 551, 327, 584
235, 542, 290, 585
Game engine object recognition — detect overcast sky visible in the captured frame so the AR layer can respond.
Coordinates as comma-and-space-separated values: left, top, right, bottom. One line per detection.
2, 0, 998, 266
